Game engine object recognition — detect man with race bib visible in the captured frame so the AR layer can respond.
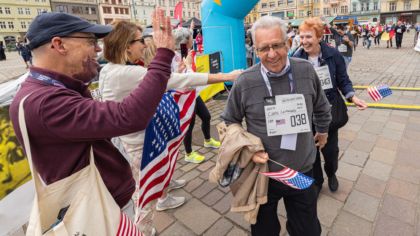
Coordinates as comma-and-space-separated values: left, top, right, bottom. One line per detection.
329, 24, 354, 69
293, 18, 367, 194
222, 16, 332, 236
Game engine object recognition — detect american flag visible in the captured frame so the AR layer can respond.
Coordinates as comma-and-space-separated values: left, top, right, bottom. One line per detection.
117, 212, 143, 236
367, 85, 392, 101
135, 90, 196, 222
260, 166, 314, 190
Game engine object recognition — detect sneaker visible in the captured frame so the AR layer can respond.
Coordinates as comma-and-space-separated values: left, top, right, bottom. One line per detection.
156, 194, 185, 211
167, 179, 186, 192
328, 175, 339, 192
204, 138, 220, 149
184, 151, 205, 164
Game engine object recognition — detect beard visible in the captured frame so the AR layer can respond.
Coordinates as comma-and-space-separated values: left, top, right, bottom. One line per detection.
72, 56, 99, 83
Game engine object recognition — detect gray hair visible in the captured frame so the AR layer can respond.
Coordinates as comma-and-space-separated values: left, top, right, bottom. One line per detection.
251, 16, 287, 43
172, 27, 192, 49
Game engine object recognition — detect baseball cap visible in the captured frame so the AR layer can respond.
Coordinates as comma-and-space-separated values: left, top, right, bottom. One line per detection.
26, 12, 113, 50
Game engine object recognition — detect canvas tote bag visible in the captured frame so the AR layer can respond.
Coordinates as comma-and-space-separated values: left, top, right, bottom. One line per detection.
18, 96, 142, 236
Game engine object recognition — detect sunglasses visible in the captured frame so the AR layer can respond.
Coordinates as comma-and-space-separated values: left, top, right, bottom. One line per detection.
130, 37, 145, 44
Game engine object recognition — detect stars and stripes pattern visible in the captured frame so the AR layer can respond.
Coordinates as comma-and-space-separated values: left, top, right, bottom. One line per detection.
135, 89, 196, 222
260, 166, 314, 190
367, 85, 392, 101
117, 212, 143, 236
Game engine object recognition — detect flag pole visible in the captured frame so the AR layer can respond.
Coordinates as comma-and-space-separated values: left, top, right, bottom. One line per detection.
267, 158, 287, 168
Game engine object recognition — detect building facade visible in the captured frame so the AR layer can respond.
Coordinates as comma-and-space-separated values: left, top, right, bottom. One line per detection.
51, 0, 100, 23
131, 0, 155, 25
350, 0, 380, 24
0, 0, 51, 49
156, 0, 201, 20
380, 0, 420, 24
98, 0, 131, 24
253, 0, 298, 20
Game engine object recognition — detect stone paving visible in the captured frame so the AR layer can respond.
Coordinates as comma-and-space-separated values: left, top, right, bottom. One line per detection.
5, 32, 420, 236
0, 51, 28, 84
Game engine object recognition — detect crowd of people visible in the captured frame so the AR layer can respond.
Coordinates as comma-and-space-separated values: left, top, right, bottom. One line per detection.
5, 7, 419, 236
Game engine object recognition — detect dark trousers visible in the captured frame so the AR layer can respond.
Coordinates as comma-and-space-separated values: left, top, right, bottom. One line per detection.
313, 129, 339, 187
374, 35, 381, 45
183, 96, 211, 153
395, 34, 403, 48
251, 170, 321, 236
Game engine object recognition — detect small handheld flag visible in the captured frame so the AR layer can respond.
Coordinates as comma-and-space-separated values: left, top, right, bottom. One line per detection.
367, 85, 392, 101
260, 160, 314, 190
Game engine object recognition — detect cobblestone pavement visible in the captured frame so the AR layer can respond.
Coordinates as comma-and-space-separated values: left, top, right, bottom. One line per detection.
157, 32, 420, 236
7, 32, 420, 236
0, 51, 28, 84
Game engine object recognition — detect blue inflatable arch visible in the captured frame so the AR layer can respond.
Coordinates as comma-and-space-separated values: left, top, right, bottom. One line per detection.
200, 0, 259, 72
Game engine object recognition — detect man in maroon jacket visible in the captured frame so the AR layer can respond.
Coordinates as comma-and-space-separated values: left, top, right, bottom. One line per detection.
9, 10, 174, 218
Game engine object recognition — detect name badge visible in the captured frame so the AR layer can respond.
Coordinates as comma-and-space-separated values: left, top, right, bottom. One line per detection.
264, 94, 311, 136
314, 65, 333, 90
338, 44, 347, 53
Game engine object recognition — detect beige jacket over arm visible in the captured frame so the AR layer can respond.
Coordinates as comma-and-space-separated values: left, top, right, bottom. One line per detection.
209, 122, 268, 224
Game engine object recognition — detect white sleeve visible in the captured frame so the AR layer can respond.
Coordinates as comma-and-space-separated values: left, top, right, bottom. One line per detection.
167, 72, 209, 90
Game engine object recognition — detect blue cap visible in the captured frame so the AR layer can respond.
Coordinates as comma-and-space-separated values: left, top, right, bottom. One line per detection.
26, 12, 113, 49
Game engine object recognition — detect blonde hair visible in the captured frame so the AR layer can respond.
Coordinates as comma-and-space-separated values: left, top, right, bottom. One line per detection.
103, 20, 142, 64
299, 17, 324, 39
142, 37, 156, 67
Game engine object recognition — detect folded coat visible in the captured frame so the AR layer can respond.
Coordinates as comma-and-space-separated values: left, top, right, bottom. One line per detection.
209, 122, 268, 224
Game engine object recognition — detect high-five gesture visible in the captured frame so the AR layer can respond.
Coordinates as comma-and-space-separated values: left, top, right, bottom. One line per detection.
152, 8, 174, 51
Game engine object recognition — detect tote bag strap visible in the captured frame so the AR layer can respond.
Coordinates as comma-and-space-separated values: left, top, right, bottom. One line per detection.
18, 95, 44, 191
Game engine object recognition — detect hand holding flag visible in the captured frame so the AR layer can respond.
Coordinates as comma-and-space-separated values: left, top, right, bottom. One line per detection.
259, 159, 314, 190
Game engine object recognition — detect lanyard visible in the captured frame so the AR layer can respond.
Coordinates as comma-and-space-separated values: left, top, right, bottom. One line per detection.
260, 65, 295, 96
29, 71, 66, 88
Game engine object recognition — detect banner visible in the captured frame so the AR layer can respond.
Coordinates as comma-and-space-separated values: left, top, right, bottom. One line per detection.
174, 1, 183, 23
195, 52, 225, 102
0, 73, 34, 235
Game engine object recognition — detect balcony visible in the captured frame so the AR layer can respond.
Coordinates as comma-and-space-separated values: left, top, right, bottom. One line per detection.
350, 9, 380, 15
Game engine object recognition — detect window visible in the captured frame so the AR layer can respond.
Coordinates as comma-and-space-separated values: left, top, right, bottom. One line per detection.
37, 9, 42, 15
299, 10, 304, 17
21, 21, 26, 29
104, 18, 113, 24
323, 7, 330, 15
56, 5, 67, 12
170, 10, 173, 16
278, 0, 284, 5
103, 6, 111, 14
404, 1, 411, 10
287, 0, 294, 4
269, 2, 275, 7
5, 7, 11, 14
261, 3, 267, 8
124, 8, 128, 14
111, 0, 116, 4
314, 0, 319, 3
366, 3, 369, 11
188, 12, 191, 17
0, 7, 2, 14
389, 2, 396, 11
341, 6, 348, 13
0, 22, 6, 29
333, 7, 338, 14
373, 2, 378, 10
313, 8, 319, 16
323, 0, 329, 3
8, 21, 14, 29
352, 3, 357, 12
25, 8, 30, 14
361, 2, 365, 10
71, 6, 83, 14
18, 8, 23, 14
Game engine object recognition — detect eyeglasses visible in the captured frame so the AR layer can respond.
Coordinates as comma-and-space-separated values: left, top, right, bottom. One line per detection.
130, 37, 145, 44
61, 36, 99, 47
256, 42, 287, 53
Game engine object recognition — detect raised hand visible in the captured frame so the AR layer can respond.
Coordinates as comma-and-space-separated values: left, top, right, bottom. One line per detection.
152, 8, 174, 51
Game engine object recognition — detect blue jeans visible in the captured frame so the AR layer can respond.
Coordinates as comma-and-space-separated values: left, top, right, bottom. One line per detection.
342, 56, 352, 69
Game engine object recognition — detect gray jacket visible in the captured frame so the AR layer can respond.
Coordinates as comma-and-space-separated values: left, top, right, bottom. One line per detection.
222, 58, 332, 173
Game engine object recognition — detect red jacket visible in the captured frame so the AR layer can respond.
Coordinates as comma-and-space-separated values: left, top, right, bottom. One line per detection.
10, 48, 174, 208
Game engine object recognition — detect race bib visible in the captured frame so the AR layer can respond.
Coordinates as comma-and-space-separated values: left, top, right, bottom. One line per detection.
338, 44, 347, 53
314, 66, 333, 90
264, 94, 311, 136
396, 28, 402, 33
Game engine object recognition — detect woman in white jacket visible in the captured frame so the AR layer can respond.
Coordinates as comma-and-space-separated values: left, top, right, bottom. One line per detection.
99, 20, 238, 236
